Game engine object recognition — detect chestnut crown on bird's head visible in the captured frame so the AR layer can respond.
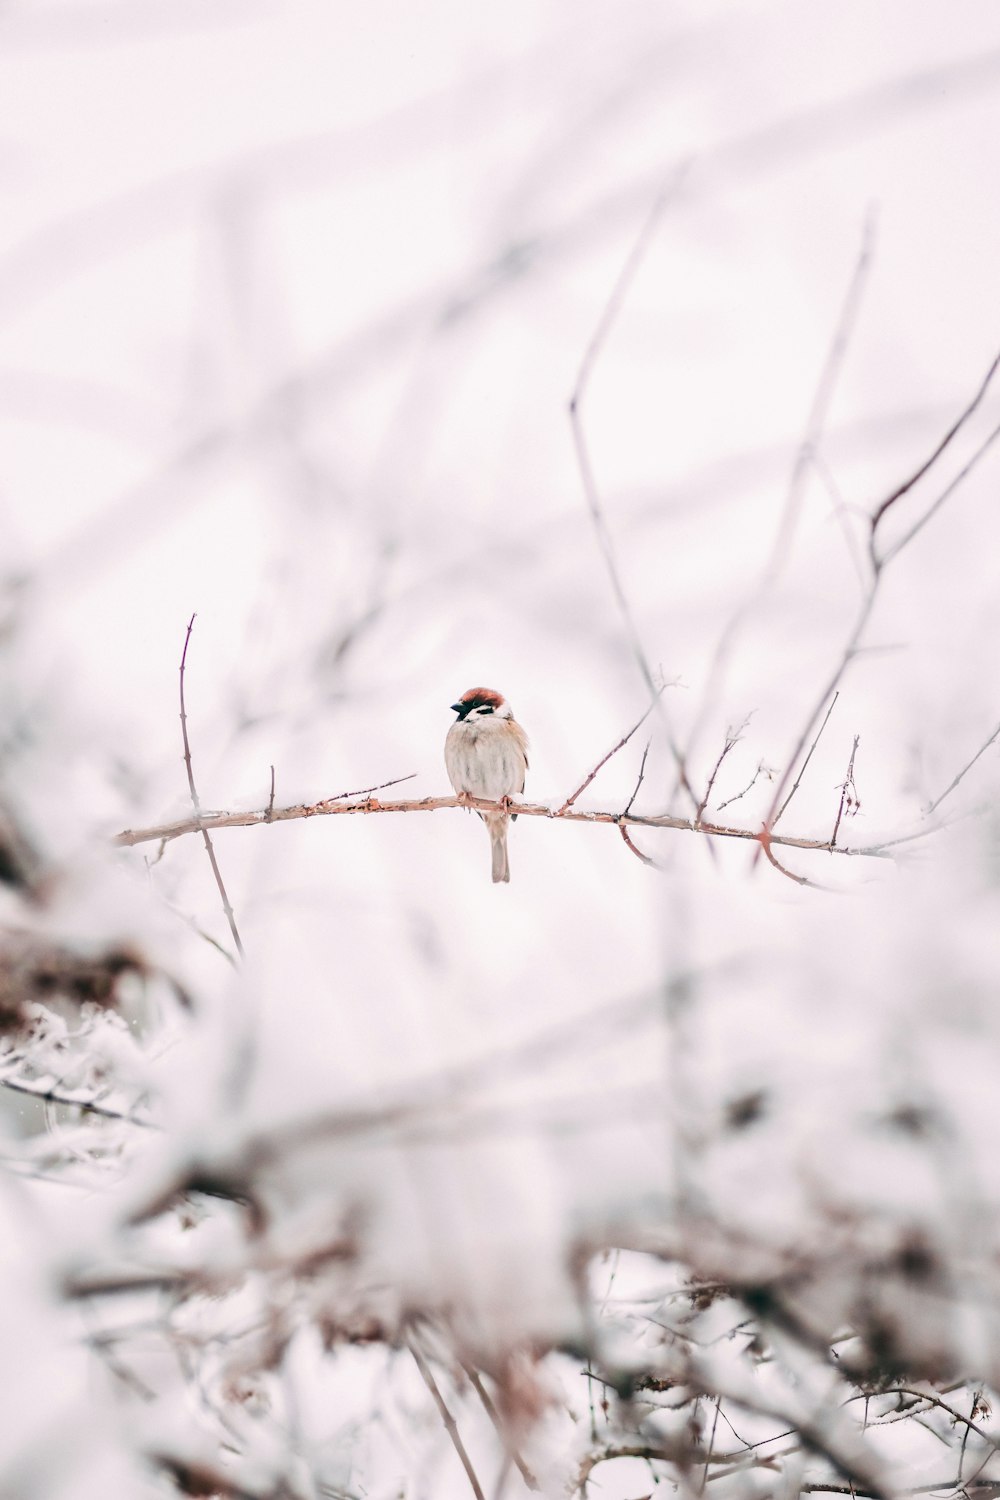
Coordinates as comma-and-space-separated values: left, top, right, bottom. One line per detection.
450, 687, 509, 721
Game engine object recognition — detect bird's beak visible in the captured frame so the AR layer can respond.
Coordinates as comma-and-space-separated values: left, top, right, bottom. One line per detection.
450, 703, 462, 714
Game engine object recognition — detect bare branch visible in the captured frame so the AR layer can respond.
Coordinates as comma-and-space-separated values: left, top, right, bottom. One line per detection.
0, 1071, 157, 1128
619, 822, 661, 869
623, 739, 651, 816
461, 1363, 538, 1492
178, 615, 244, 960
830, 734, 861, 847
683, 212, 876, 777
879, 413, 1000, 567
716, 760, 773, 812
568, 169, 700, 815
576, 1441, 677, 1496
695, 721, 747, 825
926, 718, 1000, 815
114, 793, 890, 864
758, 587, 876, 859
409, 1341, 486, 1500
558, 693, 664, 814
869, 344, 1000, 564
266, 764, 276, 821
772, 691, 840, 829
758, 832, 823, 889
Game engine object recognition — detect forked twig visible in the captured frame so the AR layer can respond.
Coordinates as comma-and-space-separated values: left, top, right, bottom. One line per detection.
409, 1341, 486, 1500
717, 760, 772, 812
879, 414, 1000, 567
568, 168, 700, 814
179, 615, 244, 960
869, 345, 1000, 564
696, 721, 747, 824
460, 1362, 538, 1492
761, 344, 1000, 864
558, 692, 664, 813
682, 212, 876, 779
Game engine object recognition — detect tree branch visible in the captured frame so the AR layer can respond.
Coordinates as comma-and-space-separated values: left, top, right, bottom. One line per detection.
114, 792, 889, 862
558, 692, 664, 814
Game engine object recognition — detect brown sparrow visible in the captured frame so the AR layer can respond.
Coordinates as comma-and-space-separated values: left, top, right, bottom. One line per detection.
445, 687, 529, 883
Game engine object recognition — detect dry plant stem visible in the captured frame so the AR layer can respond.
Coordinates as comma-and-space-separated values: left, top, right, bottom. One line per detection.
879, 414, 1000, 567
868, 345, 1000, 564
716, 760, 770, 812
558, 692, 663, 813
830, 734, 860, 847
577, 1442, 676, 1495
619, 822, 661, 868
757, 584, 877, 864
0, 1071, 157, 1128
762, 346, 1000, 863
114, 794, 888, 862
460, 1363, 538, 1492
682, 213, 876, 783
568, 169, 701, 816
927, 718, 1000, 814
770, 208, 878, 585
812, 450, 868, 591
695, 723, 745, 824
772, 691, 839, 829
624, 739, 651, 815
409, 1341, 486, 1500
759, 836, 822, 889
178, 615, 244, 961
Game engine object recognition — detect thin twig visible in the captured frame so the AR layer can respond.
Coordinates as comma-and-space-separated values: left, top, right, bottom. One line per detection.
0, 1072, 157, 1128
812, 450, 867, 591
568, 168, 700, 815
114, 794, 890, 862
409, 1342, 486, 1500
682, 213, 876, 783
318, 772, 417, 804
558, 693, 664, 813
461, 1363, 539, 1492
926, 719, 1000, 814
716, 760, 772, 812
769, 207, 878, 586
619, 822, 661, 868
869, 344, 1000, 564
695, 722, 746, 824
830, 735, 861, 847
178, 616, 244, 960
577, 1442, 677, 1496
758, 831, 824, 889
879, 414, 1000, 567
772, 692, 839, 829
266, 765, 276, 821
761, 346, 1000, 864
703, 1398, 722, 1491
624, 740, 651, 815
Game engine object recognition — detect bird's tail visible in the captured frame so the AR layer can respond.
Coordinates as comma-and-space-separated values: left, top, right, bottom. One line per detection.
489, 819, 510, 884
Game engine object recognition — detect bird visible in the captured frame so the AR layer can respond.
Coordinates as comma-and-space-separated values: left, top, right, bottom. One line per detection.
445, 687, 529, 883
